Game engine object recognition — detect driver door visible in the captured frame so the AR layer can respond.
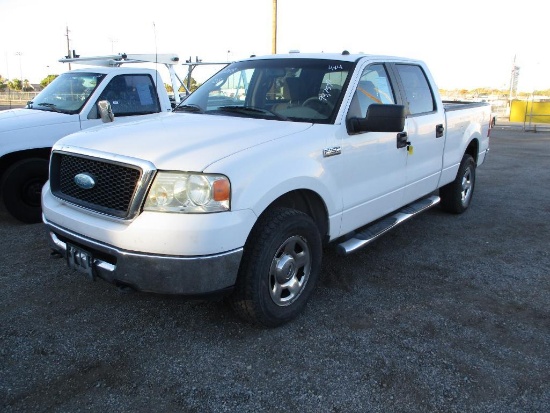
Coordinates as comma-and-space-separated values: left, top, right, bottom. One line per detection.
80, 74, 162, 130
336, 63, 408, 235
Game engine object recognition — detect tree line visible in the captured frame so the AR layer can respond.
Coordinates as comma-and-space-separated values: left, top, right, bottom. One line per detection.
439, 87, 550, 99
0, 74, 58, 92
0, 73, 199, 94
2, 73, 548, 98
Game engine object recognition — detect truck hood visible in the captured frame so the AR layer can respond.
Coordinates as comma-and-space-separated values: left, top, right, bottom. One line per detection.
0, 108, 76, 133
56, 113, 313, 171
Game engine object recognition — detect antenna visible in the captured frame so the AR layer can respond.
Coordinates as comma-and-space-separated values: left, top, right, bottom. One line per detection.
153, 22, 158, 62
152, 22, 160, 94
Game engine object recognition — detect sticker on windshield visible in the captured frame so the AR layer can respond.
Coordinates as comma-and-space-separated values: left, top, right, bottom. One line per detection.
319, 81, 333, 102
328, 64, 344, 71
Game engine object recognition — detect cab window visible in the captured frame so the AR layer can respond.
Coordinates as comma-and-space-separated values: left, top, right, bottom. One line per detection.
98, 75, 160, 117
347, 64, 396, 119
395, 64, 435, 115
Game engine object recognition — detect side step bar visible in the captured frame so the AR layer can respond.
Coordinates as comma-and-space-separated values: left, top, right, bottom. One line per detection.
336, 195, 440, 256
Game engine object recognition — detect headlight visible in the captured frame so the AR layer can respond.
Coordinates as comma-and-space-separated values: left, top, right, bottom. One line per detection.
144, 172, 230, 213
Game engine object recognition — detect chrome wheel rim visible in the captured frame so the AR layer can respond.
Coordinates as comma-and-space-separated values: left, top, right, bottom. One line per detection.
269, 235, 311, 306
461, 167, 474, 206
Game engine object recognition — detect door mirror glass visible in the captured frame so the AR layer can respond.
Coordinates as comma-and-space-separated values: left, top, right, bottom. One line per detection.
98, 100, 114, 123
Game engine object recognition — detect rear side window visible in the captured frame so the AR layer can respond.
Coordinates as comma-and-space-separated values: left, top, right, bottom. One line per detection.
395, 64, 435, 115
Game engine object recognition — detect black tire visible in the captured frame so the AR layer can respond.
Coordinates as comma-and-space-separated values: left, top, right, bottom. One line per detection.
439, 154, 476, 214
1, 158, 49, 224
229, 207, 322, 327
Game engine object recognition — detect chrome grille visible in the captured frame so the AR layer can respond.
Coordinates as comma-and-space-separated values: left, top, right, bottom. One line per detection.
50, 152, 143, 218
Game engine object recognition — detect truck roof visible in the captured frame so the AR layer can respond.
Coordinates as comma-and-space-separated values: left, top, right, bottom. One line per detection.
245, 51, 423, 64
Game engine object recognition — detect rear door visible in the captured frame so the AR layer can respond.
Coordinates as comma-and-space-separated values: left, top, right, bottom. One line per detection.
392, 63, 446, 204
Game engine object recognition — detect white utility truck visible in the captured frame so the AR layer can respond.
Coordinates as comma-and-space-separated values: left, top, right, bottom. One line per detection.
42, 52, 492, 327
0, 53, 183, 223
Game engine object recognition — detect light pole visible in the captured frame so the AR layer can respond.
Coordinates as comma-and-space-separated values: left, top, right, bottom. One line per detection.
65, 26, 72, 70
109, 37, 118, 53
272, 0, 277, 54
15, 52, 23, 92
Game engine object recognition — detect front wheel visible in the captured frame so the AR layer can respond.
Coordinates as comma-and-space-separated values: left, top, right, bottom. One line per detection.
229, 208, 322, 327
1, 158, 49, 224
439, 154, 476, 214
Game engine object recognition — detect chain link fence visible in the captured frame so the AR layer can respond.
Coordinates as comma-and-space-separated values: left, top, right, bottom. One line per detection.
0, 91, 40, 106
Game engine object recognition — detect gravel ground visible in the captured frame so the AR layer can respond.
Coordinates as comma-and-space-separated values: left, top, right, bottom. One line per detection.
1, 126, 549, 413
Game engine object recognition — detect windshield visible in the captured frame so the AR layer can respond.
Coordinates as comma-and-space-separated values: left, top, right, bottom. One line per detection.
176, 58, 354, 123
28, 72, 106, 114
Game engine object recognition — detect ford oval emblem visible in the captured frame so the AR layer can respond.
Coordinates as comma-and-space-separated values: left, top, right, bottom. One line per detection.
74, 173, 96, 190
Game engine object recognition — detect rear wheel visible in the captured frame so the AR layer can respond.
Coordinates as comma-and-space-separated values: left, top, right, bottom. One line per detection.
439, 154, 476, 214
1, 158, 49, 224
229, 208, 322, 327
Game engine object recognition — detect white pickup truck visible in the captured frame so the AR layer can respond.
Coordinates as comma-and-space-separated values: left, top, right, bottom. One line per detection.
0, 53, 183, 223
42, 52, 491, 327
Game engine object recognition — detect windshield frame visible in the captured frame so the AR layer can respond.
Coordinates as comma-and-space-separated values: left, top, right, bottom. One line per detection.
176, 58, 356, 124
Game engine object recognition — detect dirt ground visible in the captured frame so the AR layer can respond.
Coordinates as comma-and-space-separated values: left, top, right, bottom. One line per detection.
1, 126, 549, 412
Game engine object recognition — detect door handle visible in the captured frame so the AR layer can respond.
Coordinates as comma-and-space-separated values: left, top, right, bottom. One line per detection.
396, 132, 410, 149
436, 124, 444, 138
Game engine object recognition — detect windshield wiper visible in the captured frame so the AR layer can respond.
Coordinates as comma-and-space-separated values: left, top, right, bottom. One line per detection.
217, 105, 290, 121
173, 104, 204, 113
37, 102, 62, 113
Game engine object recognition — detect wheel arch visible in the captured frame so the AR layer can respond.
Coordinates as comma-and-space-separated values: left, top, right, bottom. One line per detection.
0, 148, 51, 183
257, 189, 330, 244
465, 138, 479, 164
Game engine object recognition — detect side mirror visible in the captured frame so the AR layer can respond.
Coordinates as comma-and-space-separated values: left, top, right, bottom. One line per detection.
97, 100, 114, 123
347, 104, 405, 134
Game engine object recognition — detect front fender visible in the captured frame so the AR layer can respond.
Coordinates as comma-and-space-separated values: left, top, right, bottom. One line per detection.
205, 126, 343, 237
0, 112, 81, 158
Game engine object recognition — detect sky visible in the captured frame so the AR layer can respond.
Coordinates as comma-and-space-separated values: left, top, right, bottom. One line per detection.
1, 0, 548, 92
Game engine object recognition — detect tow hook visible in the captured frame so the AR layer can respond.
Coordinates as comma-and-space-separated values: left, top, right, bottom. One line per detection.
50, 249, 63, 259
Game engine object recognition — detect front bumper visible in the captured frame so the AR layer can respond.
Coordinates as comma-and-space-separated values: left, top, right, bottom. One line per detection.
45, 218, 243, 295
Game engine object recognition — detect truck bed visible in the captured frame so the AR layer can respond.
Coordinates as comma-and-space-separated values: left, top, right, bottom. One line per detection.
442, 100, 491, 112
